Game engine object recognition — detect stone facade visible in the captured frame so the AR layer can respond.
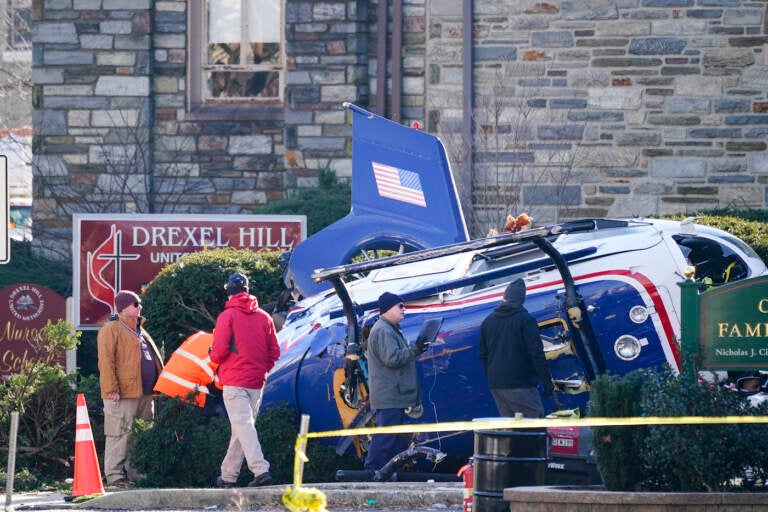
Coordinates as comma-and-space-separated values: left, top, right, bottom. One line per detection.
31, 0, 367, 258
425, 0, 768, 232
31, 0, 768, 256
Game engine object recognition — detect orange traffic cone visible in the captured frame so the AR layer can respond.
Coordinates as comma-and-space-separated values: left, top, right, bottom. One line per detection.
71, 393, 104, 497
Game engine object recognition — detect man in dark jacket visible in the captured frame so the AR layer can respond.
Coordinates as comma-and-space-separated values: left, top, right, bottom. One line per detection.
364, 291, 428, 474
479, 279, 555, 418
210, 273, 281, 488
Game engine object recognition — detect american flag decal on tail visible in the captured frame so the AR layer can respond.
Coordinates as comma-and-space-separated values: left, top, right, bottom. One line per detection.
371, 161, 427, 207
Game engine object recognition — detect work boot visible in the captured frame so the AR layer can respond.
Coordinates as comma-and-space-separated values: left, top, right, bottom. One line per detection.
107, 478, 133, 489
248, 472, 273, 487
216, 476, 237, 488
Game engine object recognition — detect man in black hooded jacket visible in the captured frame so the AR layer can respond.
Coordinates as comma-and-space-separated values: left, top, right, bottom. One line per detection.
479, 279, 555, 418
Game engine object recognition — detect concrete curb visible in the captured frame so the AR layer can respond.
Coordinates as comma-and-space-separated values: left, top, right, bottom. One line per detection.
13, 483, 463, 511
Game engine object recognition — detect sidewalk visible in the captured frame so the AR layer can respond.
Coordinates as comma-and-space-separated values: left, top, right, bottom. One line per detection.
5, 492, 71, 512
7, 482, 464, 511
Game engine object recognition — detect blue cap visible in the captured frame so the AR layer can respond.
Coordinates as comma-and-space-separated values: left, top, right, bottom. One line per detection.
226, 273, 249, 295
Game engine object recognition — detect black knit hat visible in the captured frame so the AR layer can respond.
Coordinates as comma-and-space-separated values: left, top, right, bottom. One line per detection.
378, 291, 403, 313
503, 279, 526, 304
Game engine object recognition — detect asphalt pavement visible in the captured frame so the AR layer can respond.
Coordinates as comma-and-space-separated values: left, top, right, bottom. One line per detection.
6, 482, 464, 511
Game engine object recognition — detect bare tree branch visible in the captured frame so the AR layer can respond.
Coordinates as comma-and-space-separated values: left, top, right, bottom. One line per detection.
437, 63, 601, 237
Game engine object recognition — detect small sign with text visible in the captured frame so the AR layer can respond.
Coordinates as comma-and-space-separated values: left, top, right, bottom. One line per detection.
699, 275, 768, 370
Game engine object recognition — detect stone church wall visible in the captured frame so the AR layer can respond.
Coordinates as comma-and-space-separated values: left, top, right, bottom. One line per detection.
32, 0, 768, 254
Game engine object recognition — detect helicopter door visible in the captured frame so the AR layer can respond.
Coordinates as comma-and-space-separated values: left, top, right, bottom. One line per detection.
539, 319, 590, 412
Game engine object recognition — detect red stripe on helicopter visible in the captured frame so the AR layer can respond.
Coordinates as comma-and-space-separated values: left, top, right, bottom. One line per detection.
403, 270, 681, 372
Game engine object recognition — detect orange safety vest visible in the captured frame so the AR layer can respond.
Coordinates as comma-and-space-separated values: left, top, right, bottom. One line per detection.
153, 331, 221, 407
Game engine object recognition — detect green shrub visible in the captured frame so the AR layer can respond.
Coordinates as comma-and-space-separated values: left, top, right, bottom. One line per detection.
0, 369, 77, 484
0, 320, 81, 485
639, 361, 768, 492
0, 468, 40, 492
0, 320, 91, 490
589, 361, 768, 492
254, 404, 362, 484
257, 168, 350, 236
130, 397, 232, 488
130, 400, 362, 487
587, 370, 647, 491
0, 240, 72, 295
76, 331, 99, 377
141, 248, 284, 356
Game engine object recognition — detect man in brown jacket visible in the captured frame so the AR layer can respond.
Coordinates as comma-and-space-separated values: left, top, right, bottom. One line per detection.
97, 290, 163, 487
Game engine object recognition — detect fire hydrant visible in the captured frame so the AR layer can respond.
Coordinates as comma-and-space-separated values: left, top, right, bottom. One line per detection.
457, 458, 473, 512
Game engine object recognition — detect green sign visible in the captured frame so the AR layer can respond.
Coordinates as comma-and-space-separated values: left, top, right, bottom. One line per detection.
698, 275, 768, 370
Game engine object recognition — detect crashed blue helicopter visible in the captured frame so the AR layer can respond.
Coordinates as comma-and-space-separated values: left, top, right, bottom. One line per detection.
260, 103, 768, 476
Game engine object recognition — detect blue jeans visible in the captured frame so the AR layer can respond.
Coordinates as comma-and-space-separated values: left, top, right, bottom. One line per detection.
364, 408, 411, 471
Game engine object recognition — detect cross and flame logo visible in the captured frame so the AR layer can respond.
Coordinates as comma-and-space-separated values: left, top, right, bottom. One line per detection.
86, 225, 140, 315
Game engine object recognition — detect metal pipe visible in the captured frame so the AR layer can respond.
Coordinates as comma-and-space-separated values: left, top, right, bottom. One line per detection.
376, 0, 388, 116
533, 237, 604, 378
329, 247, 597, 318
5, 411, 19, 511
461, 0, 475, 234
330, 277, 361, 347
391, 0, 403, 123
312, 218, 634, 283
313, 226, 552, 284
293, 414, 310, 487
326, 246, 597, 318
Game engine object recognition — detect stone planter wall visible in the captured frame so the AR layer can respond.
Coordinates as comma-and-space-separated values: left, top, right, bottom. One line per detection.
504, 486, 768, 512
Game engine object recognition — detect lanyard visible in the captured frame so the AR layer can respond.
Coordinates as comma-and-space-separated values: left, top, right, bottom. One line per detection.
120, 319, 155, 363
119, 319, 145, 344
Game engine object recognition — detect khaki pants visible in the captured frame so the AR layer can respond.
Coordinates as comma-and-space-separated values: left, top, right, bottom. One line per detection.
220, 386, 269, 481
103, 395, 154, 483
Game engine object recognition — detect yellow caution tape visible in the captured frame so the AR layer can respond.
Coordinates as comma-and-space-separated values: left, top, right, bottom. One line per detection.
284, 413, 768, 510
304, 415, 768, 439
284, 413, 330, 512
284, 436, 329, 512
282, 485, 329, 512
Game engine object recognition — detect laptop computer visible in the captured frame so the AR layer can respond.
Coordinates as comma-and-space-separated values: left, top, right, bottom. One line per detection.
417, 317, 444, 345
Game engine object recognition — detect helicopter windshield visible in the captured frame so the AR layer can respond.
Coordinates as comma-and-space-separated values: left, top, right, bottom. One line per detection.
673, 234, 750, 284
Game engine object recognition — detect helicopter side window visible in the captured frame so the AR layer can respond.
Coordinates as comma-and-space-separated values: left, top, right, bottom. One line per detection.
467, 244, 548, 293
674, 235, 749, 285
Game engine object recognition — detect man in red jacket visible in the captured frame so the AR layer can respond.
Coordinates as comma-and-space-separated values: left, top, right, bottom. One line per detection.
210, 273, 281, 488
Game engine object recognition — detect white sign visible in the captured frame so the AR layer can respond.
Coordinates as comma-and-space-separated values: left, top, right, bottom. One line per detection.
0, 156, 7, 264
